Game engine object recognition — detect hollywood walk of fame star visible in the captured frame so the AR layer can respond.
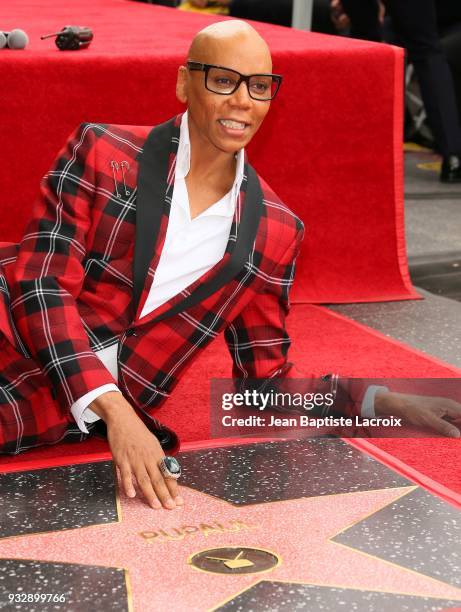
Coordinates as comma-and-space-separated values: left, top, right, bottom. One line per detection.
0, 470, 460, 611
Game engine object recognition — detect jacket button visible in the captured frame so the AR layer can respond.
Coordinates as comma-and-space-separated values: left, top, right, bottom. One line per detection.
126, 328, 137, 337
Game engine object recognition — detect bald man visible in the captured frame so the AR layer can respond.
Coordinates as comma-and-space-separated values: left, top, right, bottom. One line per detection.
0, 21, 300, 509
1, 21, 460, 510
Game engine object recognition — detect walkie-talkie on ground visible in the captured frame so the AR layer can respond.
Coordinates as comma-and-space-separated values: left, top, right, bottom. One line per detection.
41, 26, 93, 50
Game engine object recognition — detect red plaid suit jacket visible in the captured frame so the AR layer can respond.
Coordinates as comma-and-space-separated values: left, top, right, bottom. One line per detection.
0, 115, 363, 456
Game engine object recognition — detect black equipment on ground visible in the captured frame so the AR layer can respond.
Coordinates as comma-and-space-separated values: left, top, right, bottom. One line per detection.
41, 26, 93, 50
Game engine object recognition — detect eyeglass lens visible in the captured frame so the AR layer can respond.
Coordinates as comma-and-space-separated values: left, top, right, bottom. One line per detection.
206, 67, 278, 100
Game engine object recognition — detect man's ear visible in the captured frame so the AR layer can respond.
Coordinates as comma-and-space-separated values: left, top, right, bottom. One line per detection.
176, 66, 188, 104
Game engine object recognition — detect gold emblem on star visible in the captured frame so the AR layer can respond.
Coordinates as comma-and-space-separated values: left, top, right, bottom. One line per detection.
188, 546, 281, 575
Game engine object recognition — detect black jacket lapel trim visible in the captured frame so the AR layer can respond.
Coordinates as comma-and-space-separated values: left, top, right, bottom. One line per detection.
151, 163, 264, 324
132, 117, 178, 317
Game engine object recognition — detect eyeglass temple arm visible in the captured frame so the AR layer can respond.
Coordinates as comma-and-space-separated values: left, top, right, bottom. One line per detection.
186, 61, 205, 71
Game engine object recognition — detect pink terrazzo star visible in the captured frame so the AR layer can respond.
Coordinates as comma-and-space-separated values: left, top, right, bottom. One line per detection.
0, 478, 460, 611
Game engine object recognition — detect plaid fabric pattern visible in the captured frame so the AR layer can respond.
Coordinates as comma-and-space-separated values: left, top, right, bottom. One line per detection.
0, 115, 308, 454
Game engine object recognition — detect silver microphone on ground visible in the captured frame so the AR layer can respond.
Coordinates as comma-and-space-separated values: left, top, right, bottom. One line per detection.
0, 29, 29, 49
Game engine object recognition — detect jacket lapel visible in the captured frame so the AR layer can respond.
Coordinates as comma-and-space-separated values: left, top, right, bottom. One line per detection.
132, 115, 264, 325
132, 116, 180, 320
149, 163, 263, 324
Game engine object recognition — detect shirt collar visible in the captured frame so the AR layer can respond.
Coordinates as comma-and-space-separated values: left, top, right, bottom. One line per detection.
175, 111, 245, 217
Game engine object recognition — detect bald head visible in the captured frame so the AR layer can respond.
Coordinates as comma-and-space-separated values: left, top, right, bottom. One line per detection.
176, 20, 275, 157
187, 20, 272, 73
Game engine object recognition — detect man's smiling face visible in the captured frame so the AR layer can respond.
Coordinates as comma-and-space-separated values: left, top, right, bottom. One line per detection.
176, 22, 274, 155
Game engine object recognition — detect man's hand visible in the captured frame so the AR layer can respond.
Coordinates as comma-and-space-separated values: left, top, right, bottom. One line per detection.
330, 0, 350, 30
90, 392, 184, 509
375, 391, 461, 438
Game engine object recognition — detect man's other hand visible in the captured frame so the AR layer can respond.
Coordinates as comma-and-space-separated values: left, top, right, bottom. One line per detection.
90, 392, 184, 509
375, 391, 461, 438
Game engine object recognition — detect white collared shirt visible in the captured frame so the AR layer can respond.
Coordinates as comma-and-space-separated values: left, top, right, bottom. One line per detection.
71, 111, 245, 433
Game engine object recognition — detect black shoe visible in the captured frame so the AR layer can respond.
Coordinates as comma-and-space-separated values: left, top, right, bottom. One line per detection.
440, 155, 461, 183
92, 415, 179, 452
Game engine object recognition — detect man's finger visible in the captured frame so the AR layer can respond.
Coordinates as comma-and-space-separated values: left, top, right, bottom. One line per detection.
164, 477, 183, 506
146, 465, 176, 510
135, 469, 162, 509
119, 464, 136, 498
443, 400, 461, 420
425, 413, 461, 438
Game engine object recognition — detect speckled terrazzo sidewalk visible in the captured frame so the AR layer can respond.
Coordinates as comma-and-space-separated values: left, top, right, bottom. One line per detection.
0, 439, 460, 611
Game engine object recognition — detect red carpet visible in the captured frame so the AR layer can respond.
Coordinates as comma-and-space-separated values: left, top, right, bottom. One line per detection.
1, 0, 418, 303
1, 305, 460, 503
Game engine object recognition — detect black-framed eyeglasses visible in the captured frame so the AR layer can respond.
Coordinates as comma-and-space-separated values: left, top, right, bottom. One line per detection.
186, 61, 282, 101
